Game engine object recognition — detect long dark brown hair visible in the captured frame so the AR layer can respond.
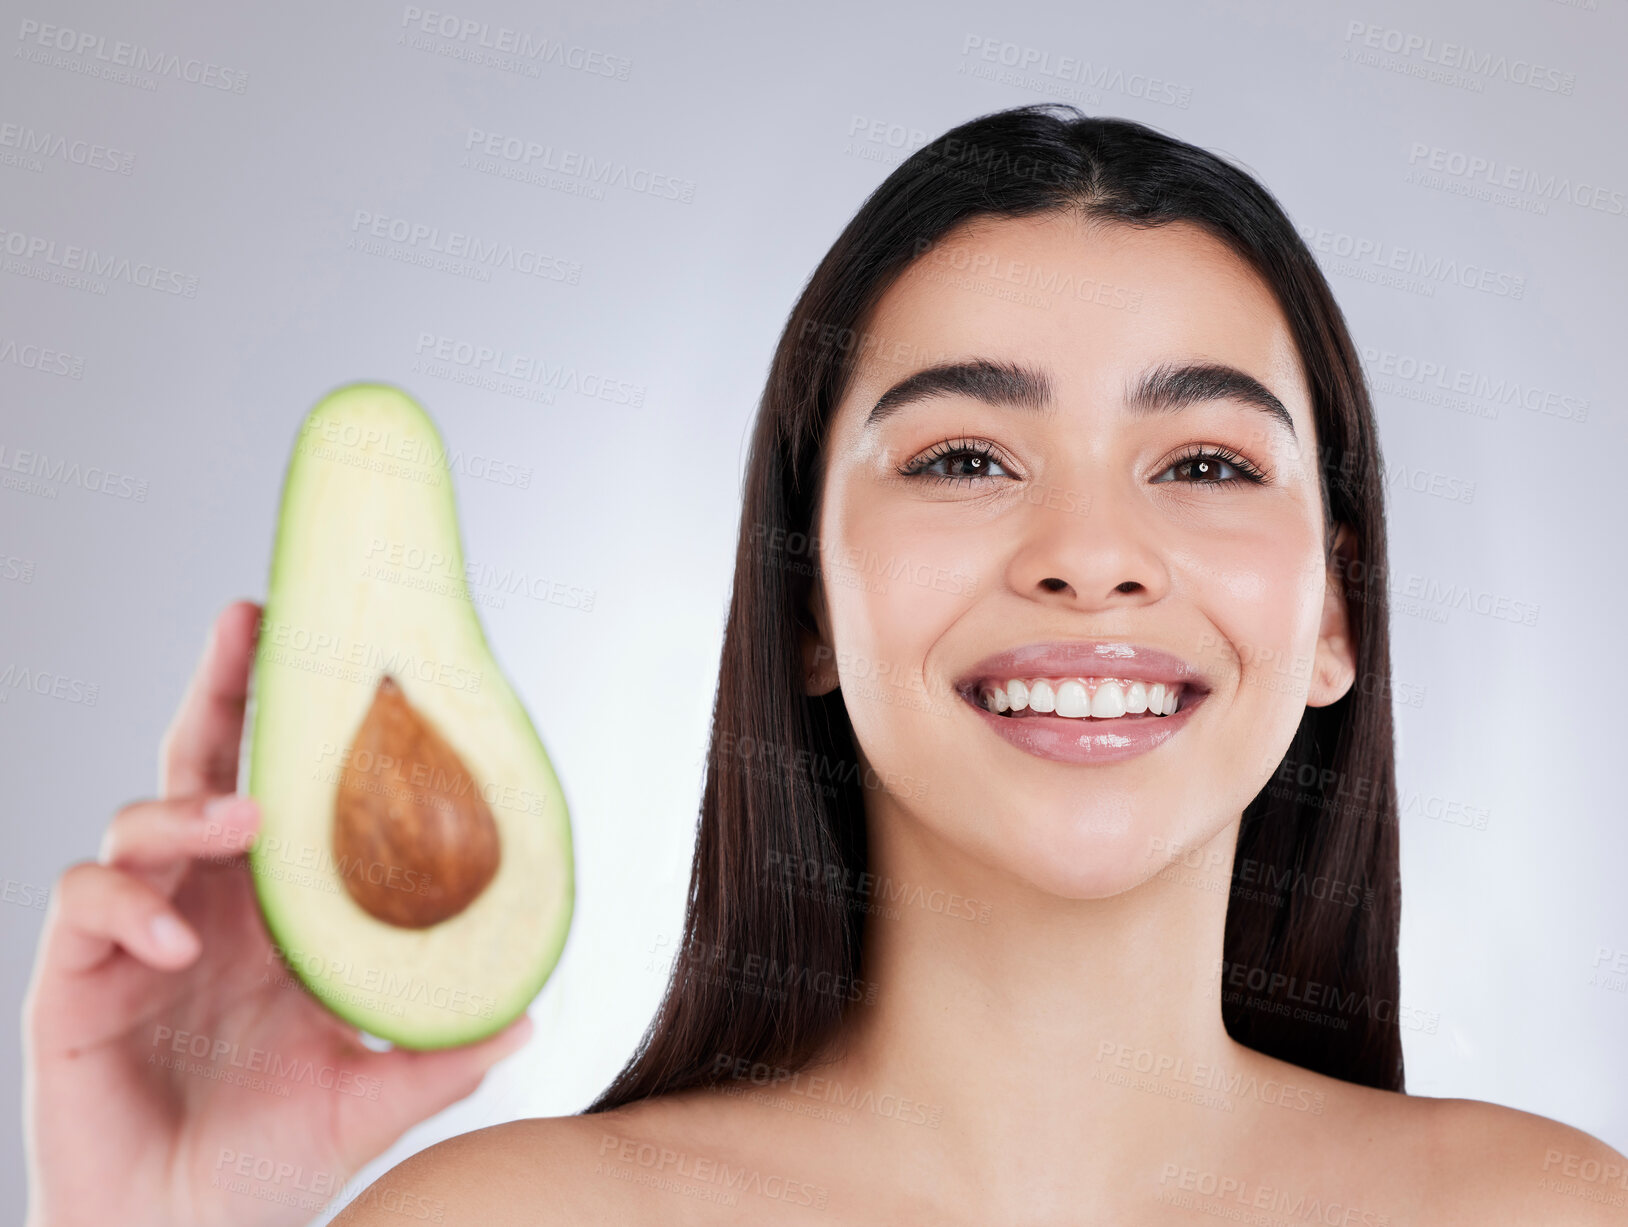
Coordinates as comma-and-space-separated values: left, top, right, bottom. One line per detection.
588, 103, 1403, 1110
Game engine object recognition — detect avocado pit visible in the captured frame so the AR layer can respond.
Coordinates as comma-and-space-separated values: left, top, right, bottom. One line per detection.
333, 674, 501, 928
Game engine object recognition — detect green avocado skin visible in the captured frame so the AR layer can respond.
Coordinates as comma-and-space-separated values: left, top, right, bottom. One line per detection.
244, 381, 574, 1050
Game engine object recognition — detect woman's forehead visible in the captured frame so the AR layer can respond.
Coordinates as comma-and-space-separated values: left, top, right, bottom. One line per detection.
839, 213, 1312, 441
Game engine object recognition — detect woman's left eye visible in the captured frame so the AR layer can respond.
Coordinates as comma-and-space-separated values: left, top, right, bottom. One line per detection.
1153, 447, 1267, 486
901, 442, 1013, 485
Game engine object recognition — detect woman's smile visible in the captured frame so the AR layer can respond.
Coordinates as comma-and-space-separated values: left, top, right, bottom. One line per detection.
976, 678, 1186, 719
959, 672, 1212, 764
950, 638, 1216, 763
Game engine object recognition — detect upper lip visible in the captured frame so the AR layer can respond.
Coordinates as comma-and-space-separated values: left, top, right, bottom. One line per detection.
955, 641, 1214, 696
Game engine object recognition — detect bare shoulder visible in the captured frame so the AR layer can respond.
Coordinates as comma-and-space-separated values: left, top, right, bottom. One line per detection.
1239, 1053, 1627, 1225
329, 1093, 751, 1226
326, 1114, 615, 1226
1408, 1094, 1628, 1224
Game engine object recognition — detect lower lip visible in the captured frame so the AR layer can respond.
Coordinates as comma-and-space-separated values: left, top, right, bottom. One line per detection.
960, 689, 1208, 765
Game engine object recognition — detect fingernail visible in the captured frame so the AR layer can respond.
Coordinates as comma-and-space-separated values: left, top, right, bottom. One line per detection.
203, 795, 257, 825
150, 913, 198, 956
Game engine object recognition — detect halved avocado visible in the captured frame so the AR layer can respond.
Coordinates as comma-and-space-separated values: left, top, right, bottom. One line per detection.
244, 383, 573, 1049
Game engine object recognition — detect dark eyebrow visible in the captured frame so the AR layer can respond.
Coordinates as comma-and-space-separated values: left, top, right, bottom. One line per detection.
864, 357, 1297, 440
1126, 360, 1297, 440
866, 358, 1050, 426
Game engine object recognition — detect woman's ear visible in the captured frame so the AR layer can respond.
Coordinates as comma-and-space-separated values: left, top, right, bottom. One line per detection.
800, 579, 840, 697
1308, 521, 1359, 708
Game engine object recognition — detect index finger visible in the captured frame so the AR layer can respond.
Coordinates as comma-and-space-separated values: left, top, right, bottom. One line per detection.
158, 600, 262, 799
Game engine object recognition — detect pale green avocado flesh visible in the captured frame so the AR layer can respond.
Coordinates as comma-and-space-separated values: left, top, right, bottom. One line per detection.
246, 383, 573, 1049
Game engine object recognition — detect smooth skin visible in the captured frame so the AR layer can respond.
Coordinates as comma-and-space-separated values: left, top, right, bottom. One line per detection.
21, 600, 533, 1227
328, 215, 1626, 1224
28, 216, 1624, 1226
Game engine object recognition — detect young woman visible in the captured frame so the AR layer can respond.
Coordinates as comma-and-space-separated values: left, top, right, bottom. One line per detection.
25, 105, 1625, 1226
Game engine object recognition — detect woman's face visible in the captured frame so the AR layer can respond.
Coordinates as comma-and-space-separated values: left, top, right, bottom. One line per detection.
805, 212, 1357, 898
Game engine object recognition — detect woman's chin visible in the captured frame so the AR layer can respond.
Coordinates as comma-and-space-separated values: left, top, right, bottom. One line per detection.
1015, 858, 1165, 902
970, 817, 1227, 902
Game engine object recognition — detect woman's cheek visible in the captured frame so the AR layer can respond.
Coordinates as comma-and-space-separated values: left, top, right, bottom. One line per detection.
1205, 541, 1329, 728
817, 525, 973, 761
826, 502, 984, 642
833, 551, 969, 692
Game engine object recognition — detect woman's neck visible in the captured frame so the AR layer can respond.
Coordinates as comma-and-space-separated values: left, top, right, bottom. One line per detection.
814, 803, 1284, 1204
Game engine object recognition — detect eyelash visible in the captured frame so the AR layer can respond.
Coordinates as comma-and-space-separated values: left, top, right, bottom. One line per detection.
897, 436, 1013, 488
1158, 443, 1269, 487
897, 438, 1269, 487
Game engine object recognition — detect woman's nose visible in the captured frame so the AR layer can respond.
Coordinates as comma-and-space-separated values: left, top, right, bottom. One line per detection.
1005, 475, 1171, 609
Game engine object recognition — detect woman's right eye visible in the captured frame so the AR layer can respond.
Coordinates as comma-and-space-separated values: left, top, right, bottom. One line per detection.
901, 441, 1014, 486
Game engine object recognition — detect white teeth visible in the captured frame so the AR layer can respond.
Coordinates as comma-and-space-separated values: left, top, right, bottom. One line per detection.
1054, 680, 1090, 717
976, 676, 1191, 720
1090, 680, 1127, 718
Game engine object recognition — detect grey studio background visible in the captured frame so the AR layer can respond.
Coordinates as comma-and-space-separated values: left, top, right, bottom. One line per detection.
2, 0, 1624, 1219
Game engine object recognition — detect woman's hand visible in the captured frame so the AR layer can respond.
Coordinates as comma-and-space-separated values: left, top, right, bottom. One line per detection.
22, 600, 533, 1227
